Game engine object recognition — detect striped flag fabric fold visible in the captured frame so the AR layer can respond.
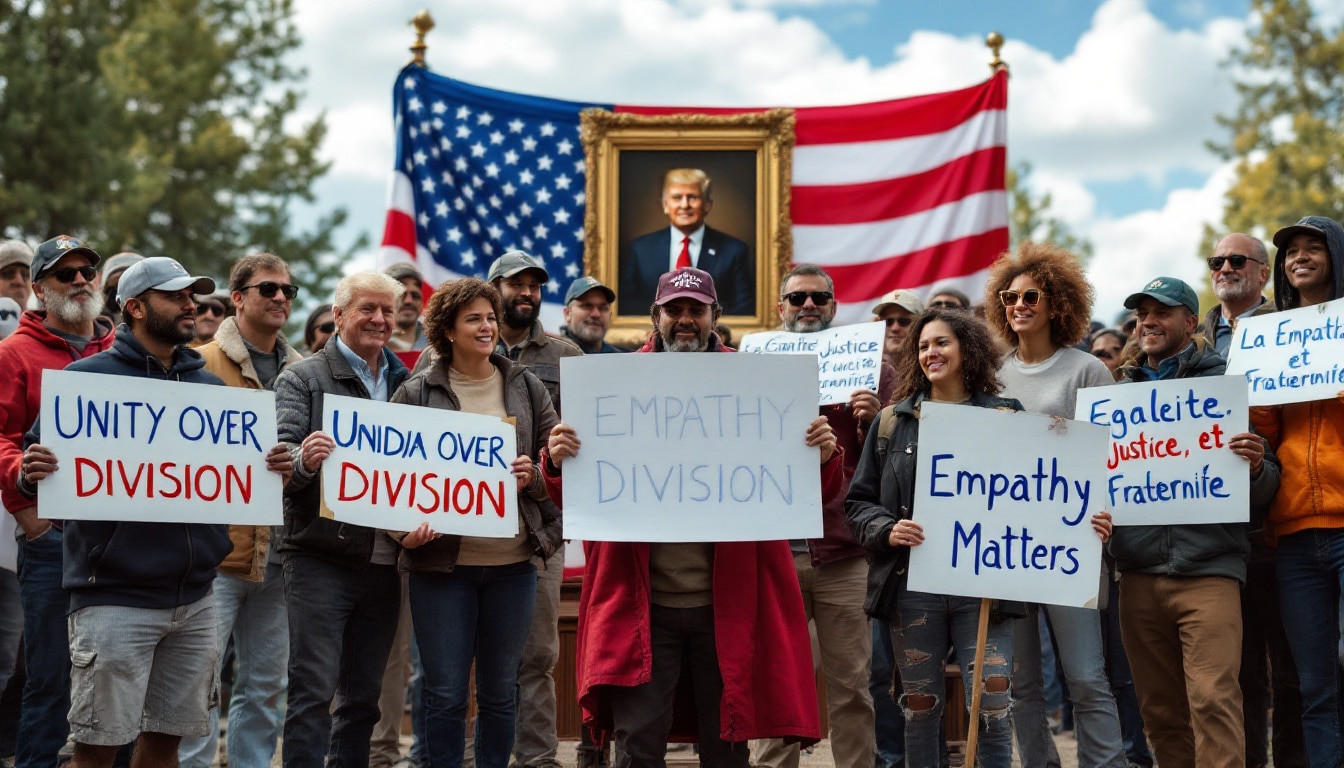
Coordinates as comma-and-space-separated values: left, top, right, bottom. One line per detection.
379, 65, 1008, 326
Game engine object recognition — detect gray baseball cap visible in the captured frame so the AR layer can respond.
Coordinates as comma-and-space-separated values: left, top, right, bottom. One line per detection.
117, 257, 216, 305
564, 276, 615, 304
486, 250, 548, 283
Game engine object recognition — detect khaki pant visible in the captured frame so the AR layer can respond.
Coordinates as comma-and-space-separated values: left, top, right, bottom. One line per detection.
1119, 573, 1244, 768
754, 555, 874, 768
510, 545, 565, 768
370, 574, 413, 768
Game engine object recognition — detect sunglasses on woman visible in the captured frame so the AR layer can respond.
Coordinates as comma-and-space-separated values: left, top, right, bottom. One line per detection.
1093, 348, 1120, 361
998, 289, 1045, 307
782, 290, 833, 306
195, 304, 225, 318
317, 321, 336, 333
240, 281, 299, 300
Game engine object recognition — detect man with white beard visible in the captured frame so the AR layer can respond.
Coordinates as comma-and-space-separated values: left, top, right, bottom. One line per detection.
1196, 232, 1275, 357
0, 236, 116, 768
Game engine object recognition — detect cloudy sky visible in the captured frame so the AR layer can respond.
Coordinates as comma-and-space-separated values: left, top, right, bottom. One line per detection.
288, 0, 1343, 322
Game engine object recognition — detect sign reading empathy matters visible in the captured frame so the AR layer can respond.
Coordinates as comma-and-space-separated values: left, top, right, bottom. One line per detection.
739, 322, 885, 406
1075, 377, 1249, 525
906, 403, 1106, 608
560, 354, 822, 542
321, 395, 519, 536
39, 369, 283, 524
1225, 298, 1344, 406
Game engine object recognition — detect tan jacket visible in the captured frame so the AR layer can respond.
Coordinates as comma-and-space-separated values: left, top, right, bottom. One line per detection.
197, 318, 303, 580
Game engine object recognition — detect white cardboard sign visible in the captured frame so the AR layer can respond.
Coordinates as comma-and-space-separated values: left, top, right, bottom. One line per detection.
321, 394, 519, 536
39, 369, 283, 524
906, 402, 1107, 609
1074, 376, 1249, 525
1225, 298, 1344, 405
738, 322, 885, 406
559, 354, 822, 542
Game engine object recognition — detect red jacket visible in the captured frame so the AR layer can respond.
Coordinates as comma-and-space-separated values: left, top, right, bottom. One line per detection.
543, 333, 832, 744
0, 311, 116, 513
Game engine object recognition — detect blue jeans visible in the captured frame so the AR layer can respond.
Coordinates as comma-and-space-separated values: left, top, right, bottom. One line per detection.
1013, 604, 1127, 767
0, 567, 23, 697
1276, 529, 1344, 768
890, 591, 1013, 768
16, 527, 69, 768
870, 619, 905, 768
409, 561, 537, 768
282, 553, 400, 768
180, 563, 288, 768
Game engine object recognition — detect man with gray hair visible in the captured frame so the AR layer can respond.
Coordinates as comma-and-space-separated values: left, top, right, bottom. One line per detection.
1196, 232, 1275, 357
0, 240, 32, 309
274, 271, 409, 768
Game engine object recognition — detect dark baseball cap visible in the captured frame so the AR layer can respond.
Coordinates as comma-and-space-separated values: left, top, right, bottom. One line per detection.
383, 260, 423, 284
655, 267, 717, 306
117, 257, 216, 304
1272, 216, 1337, 251
564, 276, 615, 304
486, 250, 548, 283
1123, 276, 1199, 316
32, 235, 101, 280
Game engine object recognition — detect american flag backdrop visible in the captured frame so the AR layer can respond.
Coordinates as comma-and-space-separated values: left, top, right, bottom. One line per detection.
378, 64, 1009, 327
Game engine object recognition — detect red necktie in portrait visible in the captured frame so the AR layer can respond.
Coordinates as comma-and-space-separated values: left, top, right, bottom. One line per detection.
676, 236, 691, 269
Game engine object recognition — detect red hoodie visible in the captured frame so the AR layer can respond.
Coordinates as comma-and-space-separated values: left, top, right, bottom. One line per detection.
543, 333, 833, 744
0, 311, 115, 513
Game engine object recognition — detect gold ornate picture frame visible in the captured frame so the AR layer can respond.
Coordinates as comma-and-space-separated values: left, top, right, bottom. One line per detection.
580, 109, 795, 343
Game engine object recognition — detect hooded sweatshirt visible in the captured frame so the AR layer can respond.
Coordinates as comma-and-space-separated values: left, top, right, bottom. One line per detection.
1250, 216, 1344, 539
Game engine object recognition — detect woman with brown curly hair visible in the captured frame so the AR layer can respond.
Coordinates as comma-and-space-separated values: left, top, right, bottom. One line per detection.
847, 309, 1024, 767
390, 277, 563, 768
984, 243, 1125, 768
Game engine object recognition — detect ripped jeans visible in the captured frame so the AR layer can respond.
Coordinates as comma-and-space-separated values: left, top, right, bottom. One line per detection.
890, 590, 1014, 768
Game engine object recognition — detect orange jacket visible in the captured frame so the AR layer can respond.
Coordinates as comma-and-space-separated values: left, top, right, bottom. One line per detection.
1250, 395, 1344, 540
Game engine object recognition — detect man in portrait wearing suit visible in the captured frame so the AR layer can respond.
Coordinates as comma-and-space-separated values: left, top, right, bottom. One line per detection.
622, 168, 754, 316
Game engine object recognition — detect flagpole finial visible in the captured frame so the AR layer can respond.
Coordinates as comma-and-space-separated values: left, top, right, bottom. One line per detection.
986, 32, 1007, 72
410, 10, 435, 67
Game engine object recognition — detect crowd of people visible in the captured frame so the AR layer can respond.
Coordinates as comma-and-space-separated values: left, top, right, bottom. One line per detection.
0, 208, 1337, 768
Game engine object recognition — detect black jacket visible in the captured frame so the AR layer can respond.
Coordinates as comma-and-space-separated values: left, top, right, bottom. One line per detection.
41, 326, 232, 612
275, 343, 409, 565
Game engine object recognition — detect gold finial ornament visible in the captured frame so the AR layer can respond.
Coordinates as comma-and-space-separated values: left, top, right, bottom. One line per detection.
986, 31, 1006, 72
410, 10, 435, 67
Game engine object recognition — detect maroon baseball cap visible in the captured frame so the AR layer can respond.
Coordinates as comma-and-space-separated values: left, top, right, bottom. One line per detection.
655, 267, 717, 306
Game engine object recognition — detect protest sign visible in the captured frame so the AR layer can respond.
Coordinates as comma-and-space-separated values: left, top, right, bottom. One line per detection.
39, 369, 282, 524
321, 394, 519, 536
1075, 376, 1249, 525
906, 402, 1107, 608
739, 322, 885, 406
1225, 298, 1344, 406
560, 354, 822, 542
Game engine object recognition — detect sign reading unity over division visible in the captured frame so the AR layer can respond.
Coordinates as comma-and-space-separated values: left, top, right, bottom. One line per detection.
906, 403, 1107, 609
39, 369, 283, 524
321, 394, 519, 536
560, 354, 822, 542
739, 322, 885, 406
1075, 376, 1249, 526
1225, 298, 1344, 406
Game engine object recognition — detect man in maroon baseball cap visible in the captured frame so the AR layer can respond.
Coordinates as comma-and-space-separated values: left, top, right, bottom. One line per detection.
647, 266, 722, 352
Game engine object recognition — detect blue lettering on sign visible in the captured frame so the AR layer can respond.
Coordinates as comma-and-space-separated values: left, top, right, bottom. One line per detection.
330, 409, 427, 460
928, 454, 1090, 523
950, 521, 1081, 576
52, 396, 168, 444
1085, 388, 1224, 440
596, 395, 794, 440
594, 462, 794, 505
1106, 465, 1229, 506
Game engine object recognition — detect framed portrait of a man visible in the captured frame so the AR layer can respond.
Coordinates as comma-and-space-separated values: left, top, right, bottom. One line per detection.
580, 109, 794, 340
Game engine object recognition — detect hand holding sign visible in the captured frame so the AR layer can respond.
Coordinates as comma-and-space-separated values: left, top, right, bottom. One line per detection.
546, 423, 580, 467
806, 416, 837, 464
1227, 432, 1267, 477
20, 444, 58, 485
849, 389, 881, 427
266, 444, 295, 486
301, 431, 336, 473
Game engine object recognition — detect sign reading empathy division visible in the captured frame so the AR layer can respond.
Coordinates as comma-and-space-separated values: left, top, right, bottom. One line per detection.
906, 403, 1107, 608
1075, 376, 1249, 525
1225, 297, 1344, 406
321, 395, 519, 536
560, 354, 822, 542
739, 323, 885, 406
39, 369, 283, 524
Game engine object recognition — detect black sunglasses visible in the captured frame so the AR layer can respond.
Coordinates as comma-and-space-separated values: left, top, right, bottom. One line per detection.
999, 288, 1045, 307
1093, 348, 1118, 361
782, 290, 833, 307
1206, 255, 1261, 271
240, 281, 299, 300
195, 303, 225, 317
884, 316, 914, 328
317, 321, 336, 333
46, 266, 98, 284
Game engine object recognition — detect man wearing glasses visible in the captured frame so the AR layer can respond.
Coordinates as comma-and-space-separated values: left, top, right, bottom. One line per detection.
181, 253, 304, 768
0, 235, 115, 768
1196, 233, 1275, 357
870, 289, 925, 368
191, 292, 229, 347
754, 265, 886, 768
